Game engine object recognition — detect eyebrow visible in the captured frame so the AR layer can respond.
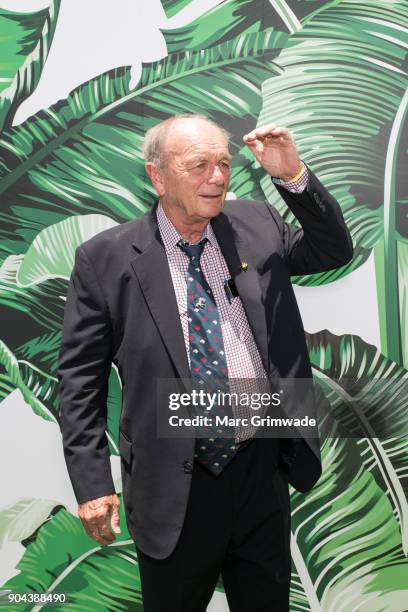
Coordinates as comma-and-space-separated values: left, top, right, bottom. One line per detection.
187, 153, 232, 163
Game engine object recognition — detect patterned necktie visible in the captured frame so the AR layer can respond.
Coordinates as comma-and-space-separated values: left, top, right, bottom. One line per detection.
178, 238, 237, 475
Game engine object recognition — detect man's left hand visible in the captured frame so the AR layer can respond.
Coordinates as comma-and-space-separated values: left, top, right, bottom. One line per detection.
243, 124, 302, 181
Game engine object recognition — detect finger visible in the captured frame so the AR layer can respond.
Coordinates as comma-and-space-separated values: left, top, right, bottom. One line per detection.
262, 134, 286, 146
243, 126, 291, 147
243, 124, 275, 142
83, 522, 113, 545
253, 124, 278, 139
243, 132, 258, 143
243, 125, 276, 142
89, 519, 115, 545
109, 501, 121, 534
269, 127, 291, 138
93, 510, 116, 543
260, 129, 291, 143
91, 530, 114, 545
243, 139, 263, 161
98, 521, 116, 544
244, 139, 261, 152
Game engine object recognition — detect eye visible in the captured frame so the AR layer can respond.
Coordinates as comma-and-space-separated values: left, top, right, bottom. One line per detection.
191, 162, 208, 173
220, 161, 231, 171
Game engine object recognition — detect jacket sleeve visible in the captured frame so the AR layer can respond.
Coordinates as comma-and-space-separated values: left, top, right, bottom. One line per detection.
270, 165, 354, 276
58, 245, 116, 504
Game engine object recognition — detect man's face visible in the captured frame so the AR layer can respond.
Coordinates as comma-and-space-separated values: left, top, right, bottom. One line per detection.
149, 119, 231, 225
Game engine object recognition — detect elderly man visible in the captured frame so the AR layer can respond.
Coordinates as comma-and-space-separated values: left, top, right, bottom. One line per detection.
58, 113, 353, 611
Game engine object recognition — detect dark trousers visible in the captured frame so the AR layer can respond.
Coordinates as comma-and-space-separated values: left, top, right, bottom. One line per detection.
136, 438, 291, 612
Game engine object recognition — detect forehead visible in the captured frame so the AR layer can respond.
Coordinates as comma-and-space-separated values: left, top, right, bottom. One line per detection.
165, 119, 229, 158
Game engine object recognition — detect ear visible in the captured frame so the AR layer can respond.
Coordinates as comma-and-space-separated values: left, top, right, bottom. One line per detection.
145, 162, 165, 197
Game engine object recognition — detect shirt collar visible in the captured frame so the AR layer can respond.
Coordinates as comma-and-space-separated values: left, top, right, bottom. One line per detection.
156, 201, 219, 252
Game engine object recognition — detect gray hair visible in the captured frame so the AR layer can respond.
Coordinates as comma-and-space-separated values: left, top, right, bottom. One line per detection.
142, 114, 230, 170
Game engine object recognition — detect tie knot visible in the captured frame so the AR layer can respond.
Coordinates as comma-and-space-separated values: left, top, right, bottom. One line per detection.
177, 238, 207, 262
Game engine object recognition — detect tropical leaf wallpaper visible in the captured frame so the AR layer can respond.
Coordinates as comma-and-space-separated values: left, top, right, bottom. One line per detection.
0, 0, 407, 610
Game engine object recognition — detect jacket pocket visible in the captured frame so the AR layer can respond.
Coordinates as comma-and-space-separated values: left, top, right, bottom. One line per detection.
119, 430, 133, 465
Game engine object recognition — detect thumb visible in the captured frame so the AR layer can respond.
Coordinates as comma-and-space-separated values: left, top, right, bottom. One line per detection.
109, 501, 121, 534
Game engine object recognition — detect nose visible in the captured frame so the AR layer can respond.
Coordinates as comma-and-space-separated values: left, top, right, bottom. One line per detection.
208, 164, 226, 185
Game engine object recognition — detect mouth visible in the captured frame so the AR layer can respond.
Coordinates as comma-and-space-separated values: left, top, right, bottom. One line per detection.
198, 194, 223, 200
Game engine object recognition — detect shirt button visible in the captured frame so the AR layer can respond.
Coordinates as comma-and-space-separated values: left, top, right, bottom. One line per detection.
183, 460, 193, 474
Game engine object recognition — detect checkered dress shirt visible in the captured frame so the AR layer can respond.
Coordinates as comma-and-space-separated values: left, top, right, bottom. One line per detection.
156, 165, 309, 441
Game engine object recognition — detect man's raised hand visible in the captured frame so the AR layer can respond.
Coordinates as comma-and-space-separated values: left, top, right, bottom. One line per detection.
243, 124, 303, 181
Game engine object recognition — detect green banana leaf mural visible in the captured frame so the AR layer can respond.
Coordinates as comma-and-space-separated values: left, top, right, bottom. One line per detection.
0, 1, 61, 130
0, 0, 407, 610
257, 0, 408, 367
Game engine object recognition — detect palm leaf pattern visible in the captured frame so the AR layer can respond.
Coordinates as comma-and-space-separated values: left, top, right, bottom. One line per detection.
0, 1, 61, 131
259, 0, 408, 288
0, 0, 407, 609
308, 330, 408, 552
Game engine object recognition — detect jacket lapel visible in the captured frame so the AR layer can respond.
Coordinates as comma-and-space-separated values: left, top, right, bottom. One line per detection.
211, 212, 270, 374
130, 207, 191, 381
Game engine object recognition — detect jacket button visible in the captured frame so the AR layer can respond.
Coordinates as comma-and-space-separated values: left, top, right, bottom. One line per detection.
183, 460, 193, 474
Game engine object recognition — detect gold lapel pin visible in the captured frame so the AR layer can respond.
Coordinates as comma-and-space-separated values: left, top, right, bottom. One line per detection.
241, 262, 249, 271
